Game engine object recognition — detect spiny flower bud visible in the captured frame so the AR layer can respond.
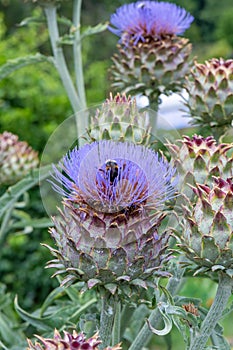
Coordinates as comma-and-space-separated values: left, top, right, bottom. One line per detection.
166, 134, 233, 192
86, 93, 151, 145
46, 140, 177, 294
177, 177, 233, 277
185, 58, 233, 139
0, 131, 39, 186
27, 329, 121, 350
109, 1, 193, 100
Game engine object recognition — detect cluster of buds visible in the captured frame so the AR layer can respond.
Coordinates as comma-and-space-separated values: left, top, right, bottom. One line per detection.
27, 329, 121, 350
0, 131, 39, 186
109, 1, 193, 101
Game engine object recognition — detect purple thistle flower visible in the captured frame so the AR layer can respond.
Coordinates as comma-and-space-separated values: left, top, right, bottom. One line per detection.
46, 141, 177, 291
52, 140, 177, 214
109, 1, 194, 44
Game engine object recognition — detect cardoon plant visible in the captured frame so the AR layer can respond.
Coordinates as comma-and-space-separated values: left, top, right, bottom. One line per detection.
2, 1, 233, 350
109, 1, 193, 106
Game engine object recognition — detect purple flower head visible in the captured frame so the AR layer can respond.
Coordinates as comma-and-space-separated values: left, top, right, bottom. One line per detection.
109, 1, 194, 44
52, 140, 177, 214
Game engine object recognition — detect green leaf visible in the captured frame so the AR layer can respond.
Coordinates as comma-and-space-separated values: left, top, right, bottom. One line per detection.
40, 286, 65, 317
0, 165, 51, 219
0, 312, 21, 345
14, 296, 53, 331
0, 340, 8, 350
58, 33, 75, 46
146, 304, 172, 336
58, 22, 109, 46
80, 22, 109, 40
0, 54, 54, 81
12, 216, 53, 230
18, 16, 46, 27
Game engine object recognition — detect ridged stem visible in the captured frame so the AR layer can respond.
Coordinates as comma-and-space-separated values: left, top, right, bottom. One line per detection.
44, 4, 81, 113
129, 269, 184, 350
112, 301, 121, 346
189, 273, 233, 350
99, 293, 117, 349
73, 0, 86, 110
72, 0, 89, 145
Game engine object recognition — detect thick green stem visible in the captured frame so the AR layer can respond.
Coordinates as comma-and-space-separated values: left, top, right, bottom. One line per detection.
99, 293, 117, 349
73, 0, 87, 110
189, 273, 233, 350
44, 4, 81, 113
72, 0, 88, 145
112, 301, 121, 346
129, 268, 184, 350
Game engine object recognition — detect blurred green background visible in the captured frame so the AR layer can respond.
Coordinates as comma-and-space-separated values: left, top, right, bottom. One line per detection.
0, 0, 233, 348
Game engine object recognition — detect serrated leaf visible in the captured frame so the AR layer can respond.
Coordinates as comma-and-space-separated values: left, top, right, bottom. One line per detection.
0, 340, 8, 350
12, 217, 53, 230
58, 22, 109, 46
14, 296, 53, 331
17, 16, 46, 27
0, 165, 51, 219
80, 22, 109, 40
0, 54, 54, 81
146, 304, 172, 336
40, 286, 65, 317
0, 312, 22, 344
58, 33, 75, 46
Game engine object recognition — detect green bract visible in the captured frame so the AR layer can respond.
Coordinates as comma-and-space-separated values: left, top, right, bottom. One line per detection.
110, 36, 192, 100
86, 93, 151, 145
46, 203, 172, 295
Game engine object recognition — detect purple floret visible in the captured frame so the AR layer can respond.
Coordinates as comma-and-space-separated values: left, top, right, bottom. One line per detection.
51, 140, 178, 213
109, 1, 194, 44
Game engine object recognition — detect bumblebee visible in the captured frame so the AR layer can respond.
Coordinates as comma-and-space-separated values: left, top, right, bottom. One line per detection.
105, 159, 119, 183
